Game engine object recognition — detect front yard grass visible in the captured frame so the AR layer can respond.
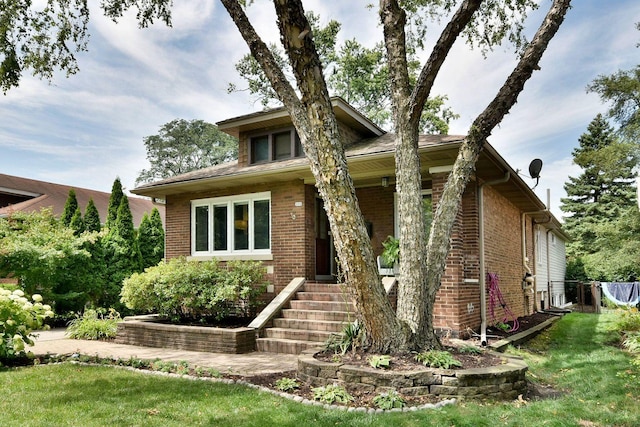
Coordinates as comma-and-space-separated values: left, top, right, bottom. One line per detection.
1, 312, 638, 426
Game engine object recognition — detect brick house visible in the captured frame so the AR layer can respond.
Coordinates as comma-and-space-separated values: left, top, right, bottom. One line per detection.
133, 97, 567, 347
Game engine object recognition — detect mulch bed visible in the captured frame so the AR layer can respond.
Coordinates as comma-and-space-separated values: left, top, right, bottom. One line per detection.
239, 312, 560, 408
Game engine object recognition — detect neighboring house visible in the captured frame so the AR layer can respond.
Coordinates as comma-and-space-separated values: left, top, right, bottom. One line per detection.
0, 174, 164, 228
534, 217, 569, 308
133, 97, 567, 337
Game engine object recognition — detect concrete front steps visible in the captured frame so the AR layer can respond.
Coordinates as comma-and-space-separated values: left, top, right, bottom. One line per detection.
256, 282, 357, 355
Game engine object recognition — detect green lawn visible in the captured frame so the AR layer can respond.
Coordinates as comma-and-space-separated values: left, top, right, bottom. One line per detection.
1, 312, 638, 426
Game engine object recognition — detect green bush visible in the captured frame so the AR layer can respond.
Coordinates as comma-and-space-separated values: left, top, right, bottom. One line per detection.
66, 308, 121, 340
120, 258, 267, 321
373, 390, 406, 410
0, 289, 54, 360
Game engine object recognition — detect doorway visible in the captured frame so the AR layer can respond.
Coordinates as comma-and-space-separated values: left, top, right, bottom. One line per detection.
315, 198, 335, 280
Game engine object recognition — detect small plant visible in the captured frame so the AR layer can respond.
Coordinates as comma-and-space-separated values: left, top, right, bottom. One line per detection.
324, 320, 366, 355
459, 345, 483, 355
367, 354, 392, 369
312, 384, 354, 405
176, 360, 190, 375
128, 357, 150, 369
373, 390, 406, 410
623, 332, 640, 353
150, 360, 176, 373
66, 308, 121, 340
494, 321, 511, 332
415, 350, 462, 369
275, 377, 300, 392
381, 236, 400, 266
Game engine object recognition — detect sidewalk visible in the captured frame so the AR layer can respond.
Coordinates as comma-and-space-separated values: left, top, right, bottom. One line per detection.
30, 328, 298, 376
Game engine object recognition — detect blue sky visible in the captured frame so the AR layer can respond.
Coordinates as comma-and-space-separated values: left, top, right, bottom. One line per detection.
0, 0, 638, 220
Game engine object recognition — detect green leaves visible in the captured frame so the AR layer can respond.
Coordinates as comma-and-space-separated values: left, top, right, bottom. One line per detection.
120, 258, 268, 321
136, 120, 238, 186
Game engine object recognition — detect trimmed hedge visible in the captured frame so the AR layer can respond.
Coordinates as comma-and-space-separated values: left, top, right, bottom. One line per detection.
120, 258, 267, 322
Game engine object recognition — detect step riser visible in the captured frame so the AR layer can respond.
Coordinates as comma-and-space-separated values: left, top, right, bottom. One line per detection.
256, 338, 320, 355
263, 328, 333, 342
273, 318, 347, 332
290, 300, 355, 312
280, 309, 352, 322
303, 283, 347, 293
295, 292, 351, 302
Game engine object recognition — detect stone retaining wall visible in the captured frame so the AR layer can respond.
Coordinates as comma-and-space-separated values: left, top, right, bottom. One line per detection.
297, 349, 527, 400
115, 318, 255, 354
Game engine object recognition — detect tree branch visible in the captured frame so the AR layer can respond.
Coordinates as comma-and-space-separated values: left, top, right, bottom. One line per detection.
409, 0, 483, 126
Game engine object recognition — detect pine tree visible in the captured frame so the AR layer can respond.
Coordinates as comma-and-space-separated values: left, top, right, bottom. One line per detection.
106, 178, 124, 230
61, 189, 78, 226
84, 198, 101, 232
138, 208, 165, 269
69, 207, 84, 235
560, 114, 638, 257
101, 195, 142, 309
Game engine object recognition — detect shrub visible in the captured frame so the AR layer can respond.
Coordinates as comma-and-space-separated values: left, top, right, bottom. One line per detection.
66, 308, 121, 340
614, 309, 640, 333
324, 320, 366, 355
120, 258, 267, 321
0, 289, 54, 360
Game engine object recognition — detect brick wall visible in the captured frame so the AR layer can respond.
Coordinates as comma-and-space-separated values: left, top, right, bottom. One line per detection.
164, 180, 312, 294
429, 174, 534, 335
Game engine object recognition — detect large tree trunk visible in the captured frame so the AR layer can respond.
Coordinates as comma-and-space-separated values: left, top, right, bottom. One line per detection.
221, 0, 571, 354
220, 0, 409, 352
422, 0, 573, 341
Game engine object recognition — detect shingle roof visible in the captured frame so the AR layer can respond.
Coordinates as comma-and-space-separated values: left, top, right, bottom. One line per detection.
0, 174, 164, 227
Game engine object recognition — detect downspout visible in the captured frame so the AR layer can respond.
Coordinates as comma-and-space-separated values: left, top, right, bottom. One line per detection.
478, 172, 511, 346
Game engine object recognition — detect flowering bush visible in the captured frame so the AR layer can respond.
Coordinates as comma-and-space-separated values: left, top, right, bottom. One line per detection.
0, 289, 54, 360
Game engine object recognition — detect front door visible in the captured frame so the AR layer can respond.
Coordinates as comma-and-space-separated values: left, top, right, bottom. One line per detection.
315, 198, 334, 279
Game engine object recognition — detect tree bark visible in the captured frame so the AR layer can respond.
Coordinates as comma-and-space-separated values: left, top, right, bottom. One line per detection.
423, 0, 573, 335
220, 0, 408, 352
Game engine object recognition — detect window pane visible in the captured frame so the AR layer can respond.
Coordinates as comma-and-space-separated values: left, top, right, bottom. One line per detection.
294, 132, 303, 157
254, 200, 270, 250
423, 196, 433, 237
273, 131, 292, 160
195, 205, 209, 252
213, 205, 228, 251
251, 136, 269, 163
234, 203, 249, 250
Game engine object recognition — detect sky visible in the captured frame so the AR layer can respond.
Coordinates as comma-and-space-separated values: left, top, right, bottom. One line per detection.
0, 1, 638, 220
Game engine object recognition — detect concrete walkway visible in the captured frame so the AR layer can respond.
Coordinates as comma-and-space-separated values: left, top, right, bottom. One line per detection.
30, 328, 298, 376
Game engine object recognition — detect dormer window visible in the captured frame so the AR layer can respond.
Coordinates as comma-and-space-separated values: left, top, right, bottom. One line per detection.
250, 128, 303, 164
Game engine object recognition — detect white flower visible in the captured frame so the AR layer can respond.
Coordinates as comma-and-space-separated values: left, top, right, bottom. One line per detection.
12, 289, 24, 297
32, 294, 43, 302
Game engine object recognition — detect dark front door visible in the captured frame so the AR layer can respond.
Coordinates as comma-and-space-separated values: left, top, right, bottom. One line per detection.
315, 198, 333, 278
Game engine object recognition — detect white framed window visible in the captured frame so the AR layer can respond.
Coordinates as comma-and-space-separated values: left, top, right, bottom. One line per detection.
191, 192, 271, 256
393, 189, 433, 238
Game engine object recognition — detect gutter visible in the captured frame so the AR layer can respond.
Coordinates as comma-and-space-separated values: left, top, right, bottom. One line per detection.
478, 171, 511, 346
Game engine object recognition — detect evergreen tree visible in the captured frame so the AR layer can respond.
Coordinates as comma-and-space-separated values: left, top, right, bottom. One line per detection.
102, 195, 142, 309
138, 208, 164, 268
84, 198, 101, 232
69, 207, 85, 235
560, 114, 638, 258
106, 178, 124, 230
61, 189, 78, 226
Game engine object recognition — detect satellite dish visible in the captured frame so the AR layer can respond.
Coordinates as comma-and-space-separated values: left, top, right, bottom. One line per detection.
528, 159, 543, 189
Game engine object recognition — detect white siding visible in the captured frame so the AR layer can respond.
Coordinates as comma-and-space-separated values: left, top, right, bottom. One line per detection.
548, 231, 567, 306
